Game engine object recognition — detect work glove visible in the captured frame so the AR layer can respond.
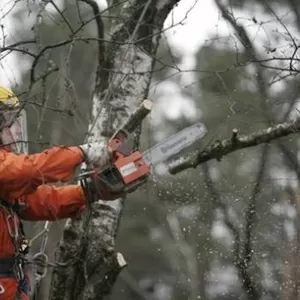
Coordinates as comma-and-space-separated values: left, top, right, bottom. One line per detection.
79, 139, 125, 201
80, 175, 126, 201
79, 139, 112, 169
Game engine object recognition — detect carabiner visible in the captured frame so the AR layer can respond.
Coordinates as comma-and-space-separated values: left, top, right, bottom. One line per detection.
13, 261, 24, 282
28, 221, 51, 247
33, 252, 48, 281
6, 213, 19, 242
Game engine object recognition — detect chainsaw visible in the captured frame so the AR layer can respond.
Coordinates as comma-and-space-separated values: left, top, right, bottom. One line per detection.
79, 122, 207, 196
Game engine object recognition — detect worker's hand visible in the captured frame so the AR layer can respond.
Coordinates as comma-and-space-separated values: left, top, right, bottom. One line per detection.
79, 139, 112, 168
80, 176, 126, 201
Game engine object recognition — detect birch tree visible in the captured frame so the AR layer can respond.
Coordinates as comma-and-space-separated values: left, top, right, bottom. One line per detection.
45, 0, 183, 299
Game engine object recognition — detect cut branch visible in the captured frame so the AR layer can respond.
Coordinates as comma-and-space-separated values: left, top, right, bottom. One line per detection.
169, 118, 300, 174
120, 99, 153, 133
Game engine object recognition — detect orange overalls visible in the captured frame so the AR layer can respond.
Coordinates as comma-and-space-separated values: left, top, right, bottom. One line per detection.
0, 146, 88, 300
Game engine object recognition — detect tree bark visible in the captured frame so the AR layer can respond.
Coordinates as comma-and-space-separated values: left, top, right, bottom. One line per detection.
49, 1, 180, 299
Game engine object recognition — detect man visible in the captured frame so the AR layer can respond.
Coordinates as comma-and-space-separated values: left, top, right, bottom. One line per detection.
0, 86, 119, 300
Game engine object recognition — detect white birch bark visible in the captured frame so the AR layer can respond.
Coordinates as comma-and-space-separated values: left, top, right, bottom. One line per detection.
49, 1, 181, 299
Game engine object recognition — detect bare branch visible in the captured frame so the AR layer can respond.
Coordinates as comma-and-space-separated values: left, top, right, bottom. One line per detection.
29, 0, 106, 86
203, 161, 261, 299
79, 0, 108, 89
236, 146, 268, 300
49, 0, 75, 34
0, 39, 36, 53
169, 118, 300, 174
121, 99, 153, 133
30, 39, 73, 84
0, 47, 36, 58
170, 0, 300, 175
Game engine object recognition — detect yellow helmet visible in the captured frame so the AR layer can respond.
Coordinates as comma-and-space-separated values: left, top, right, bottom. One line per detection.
0, 85, 27, 153
0, 86, 20, 109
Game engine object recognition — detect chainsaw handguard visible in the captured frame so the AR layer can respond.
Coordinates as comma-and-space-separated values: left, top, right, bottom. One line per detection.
80, 172, 126, 201
80, 128, 151, 201
95, 165, 125, 194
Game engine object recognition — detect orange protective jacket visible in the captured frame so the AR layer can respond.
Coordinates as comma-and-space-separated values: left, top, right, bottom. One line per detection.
0, 146, 87, 300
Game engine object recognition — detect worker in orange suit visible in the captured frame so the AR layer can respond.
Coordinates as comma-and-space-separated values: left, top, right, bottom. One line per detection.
0, 86, 118, 300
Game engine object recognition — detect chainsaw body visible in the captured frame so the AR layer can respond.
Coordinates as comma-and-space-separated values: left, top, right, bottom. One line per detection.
81, 122, 207, 197
95, 130, 151, 194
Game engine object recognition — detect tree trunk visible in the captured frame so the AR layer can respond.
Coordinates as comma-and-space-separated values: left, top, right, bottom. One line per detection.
48, 1, 180, 299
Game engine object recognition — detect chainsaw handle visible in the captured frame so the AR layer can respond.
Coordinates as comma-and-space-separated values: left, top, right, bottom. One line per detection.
95, 167, 125, 194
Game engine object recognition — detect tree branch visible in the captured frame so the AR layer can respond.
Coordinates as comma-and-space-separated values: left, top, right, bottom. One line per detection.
0, 39, 36, 59
79, 0, 108, 90
235, 145, 268, 300
50, 0, 75, 34
169, 118, 300, 174
0, 39, 36, 52
170, 0, 300, 176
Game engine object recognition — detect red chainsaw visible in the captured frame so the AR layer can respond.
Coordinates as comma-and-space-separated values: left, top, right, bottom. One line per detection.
79, 122, 207, 197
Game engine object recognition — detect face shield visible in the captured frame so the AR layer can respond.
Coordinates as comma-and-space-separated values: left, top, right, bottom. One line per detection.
0, 108, 28, 154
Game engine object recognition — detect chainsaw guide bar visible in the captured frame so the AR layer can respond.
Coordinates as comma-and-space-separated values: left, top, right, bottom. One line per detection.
142, 122, 207, 167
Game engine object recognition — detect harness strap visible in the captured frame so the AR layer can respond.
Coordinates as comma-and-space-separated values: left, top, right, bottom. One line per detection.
0, 199, 51, 298
0, 199, 29, 299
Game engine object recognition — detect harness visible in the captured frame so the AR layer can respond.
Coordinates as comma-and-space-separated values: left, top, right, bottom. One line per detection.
0, 199, 52, 299
0, 199, 29, 299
